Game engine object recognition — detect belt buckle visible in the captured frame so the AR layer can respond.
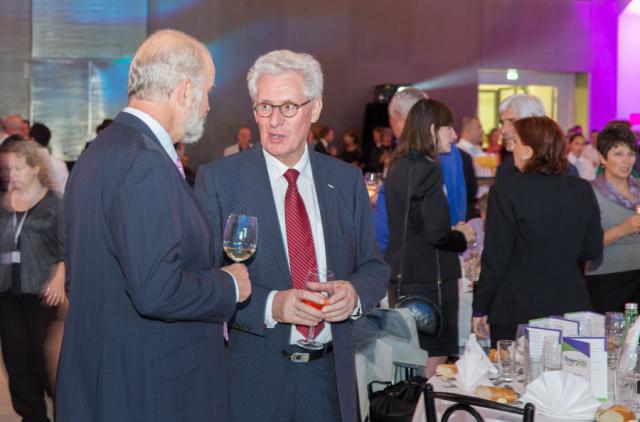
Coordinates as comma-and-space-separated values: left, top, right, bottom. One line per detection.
290, 352, 310, 363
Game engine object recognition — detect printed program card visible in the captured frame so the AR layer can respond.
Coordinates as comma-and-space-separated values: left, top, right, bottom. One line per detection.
562, 336, 607, 401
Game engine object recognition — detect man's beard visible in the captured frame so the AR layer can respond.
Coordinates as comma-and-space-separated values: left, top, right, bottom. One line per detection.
182, 90, 207, 145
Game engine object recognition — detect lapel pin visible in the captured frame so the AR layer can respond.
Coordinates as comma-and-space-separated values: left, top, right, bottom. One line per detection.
327, 183, 335, 189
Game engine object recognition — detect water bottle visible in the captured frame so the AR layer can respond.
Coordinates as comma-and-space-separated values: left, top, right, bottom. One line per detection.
623, 303, 638, 344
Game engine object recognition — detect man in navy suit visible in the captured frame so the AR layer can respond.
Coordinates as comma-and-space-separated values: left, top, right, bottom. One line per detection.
195, 50, 389, 422
56, 30, 251, 422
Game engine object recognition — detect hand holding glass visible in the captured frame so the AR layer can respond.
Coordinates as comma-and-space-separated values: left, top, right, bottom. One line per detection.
223, 214, 258, 262
297, 268, 334, 350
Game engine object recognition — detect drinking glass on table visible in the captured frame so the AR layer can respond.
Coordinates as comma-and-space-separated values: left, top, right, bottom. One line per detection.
515, 324, 531, 382
615, 345, 640, 411
297, 268, 334, 351
542, 337, 563, 372
223, 214, 258, 262
606, 312, 625, 369
497, 340, 517, 382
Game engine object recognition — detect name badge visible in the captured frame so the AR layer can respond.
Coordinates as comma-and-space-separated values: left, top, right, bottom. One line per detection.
11, 251, 20, 264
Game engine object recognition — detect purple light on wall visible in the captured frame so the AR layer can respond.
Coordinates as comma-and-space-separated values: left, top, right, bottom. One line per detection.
617, 0, 640, 121
589, 0, 619, 132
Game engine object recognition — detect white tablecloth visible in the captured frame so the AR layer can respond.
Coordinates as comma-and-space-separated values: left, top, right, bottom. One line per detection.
412, 376, 599, 422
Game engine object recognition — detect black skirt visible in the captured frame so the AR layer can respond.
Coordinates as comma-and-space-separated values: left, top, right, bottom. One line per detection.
400, 279, 458, 357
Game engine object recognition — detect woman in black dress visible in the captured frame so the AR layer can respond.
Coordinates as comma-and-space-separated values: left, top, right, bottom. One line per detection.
385, 98, 473, 376
472, 117, 603, 345
0, 140, 65, 421
338, 128, 363, 168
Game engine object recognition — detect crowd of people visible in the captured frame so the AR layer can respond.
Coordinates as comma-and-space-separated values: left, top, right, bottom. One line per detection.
0, 27, 639, 422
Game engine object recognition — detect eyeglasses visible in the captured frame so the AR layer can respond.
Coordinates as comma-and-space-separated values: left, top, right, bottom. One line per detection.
253, 100, 311, 118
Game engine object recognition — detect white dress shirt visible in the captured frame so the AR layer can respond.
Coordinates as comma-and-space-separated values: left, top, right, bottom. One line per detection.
262, 144, 334, 344
122, 107, 240, 301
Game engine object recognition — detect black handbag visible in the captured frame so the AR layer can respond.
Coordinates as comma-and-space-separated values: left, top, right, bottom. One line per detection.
368, 377, 428, 422
389, 163, 443, 338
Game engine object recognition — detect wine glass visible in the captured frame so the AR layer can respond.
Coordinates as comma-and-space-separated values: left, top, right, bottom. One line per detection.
364, 172, 382, 201
223, 214, 258, 263
297, 268, 334, 350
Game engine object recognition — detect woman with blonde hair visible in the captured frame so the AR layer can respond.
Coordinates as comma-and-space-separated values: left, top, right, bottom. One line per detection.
0, 140, 64, 421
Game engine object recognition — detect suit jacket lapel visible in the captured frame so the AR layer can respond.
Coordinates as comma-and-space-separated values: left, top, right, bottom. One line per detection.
245, 147, 292, 290
309, 151, 340, 275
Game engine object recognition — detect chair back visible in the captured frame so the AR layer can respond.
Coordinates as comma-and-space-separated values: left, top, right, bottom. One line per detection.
424, 383, 535, 422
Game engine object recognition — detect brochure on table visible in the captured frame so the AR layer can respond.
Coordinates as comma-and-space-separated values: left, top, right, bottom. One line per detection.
561, 336, 607, 401
564, 311, 605, 337
525, 312, 606, 401
529, 316, 579, 337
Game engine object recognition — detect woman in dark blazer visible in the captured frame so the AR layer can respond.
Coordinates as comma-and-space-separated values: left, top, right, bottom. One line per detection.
385, 99, 473, 376
472, 116, 603, 346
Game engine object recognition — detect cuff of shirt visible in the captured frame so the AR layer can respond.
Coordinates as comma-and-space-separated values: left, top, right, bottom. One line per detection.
221, 269, 239, 303
350, 296, 363, 319
264, 290, 278, 328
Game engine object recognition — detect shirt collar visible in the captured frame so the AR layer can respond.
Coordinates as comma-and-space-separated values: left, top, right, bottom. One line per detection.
263, 144, 311, 185
123, 106, 178, 162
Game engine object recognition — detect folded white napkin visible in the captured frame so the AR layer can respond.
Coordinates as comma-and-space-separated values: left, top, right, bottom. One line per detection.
521, 371, 601, 419
453, 334, 498, 392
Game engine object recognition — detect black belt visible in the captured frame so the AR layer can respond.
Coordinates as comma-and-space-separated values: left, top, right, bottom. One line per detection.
282, 343, 333, 363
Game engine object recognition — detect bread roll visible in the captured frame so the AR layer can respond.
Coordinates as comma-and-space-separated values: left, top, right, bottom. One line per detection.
595, 405, 636, 422
475, 385, 518, 403
435, 364, 457, 378
488, 348, 498, 363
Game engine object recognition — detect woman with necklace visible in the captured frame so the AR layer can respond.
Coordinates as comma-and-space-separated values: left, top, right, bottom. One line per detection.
0, 140, 64, 421
586, 123, 640, 313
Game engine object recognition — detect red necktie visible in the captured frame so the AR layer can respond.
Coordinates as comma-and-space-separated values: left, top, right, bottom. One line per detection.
283, 169, 323, 338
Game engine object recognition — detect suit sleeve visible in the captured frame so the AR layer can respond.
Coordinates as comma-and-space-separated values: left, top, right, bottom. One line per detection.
109, 150, 236, 322
347, 166, 390, 316
417, 165, 467, 253
579, 185, 604, 261
472, 182, 516, 315
194, 166, 274, 336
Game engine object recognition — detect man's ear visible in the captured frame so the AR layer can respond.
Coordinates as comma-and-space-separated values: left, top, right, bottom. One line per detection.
310, 98, 323, 123
173, 79, 192, 108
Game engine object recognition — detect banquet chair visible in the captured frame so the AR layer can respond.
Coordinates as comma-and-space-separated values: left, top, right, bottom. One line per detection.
424, 384, 535, 422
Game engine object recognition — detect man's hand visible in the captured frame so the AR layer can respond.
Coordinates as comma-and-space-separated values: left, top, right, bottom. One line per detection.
222, 263, 251, 302
311, 281, 358, 323
272, 289, 325, 326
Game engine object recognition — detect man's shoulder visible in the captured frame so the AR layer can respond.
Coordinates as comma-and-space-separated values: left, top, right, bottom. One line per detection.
311, 150, 360, 178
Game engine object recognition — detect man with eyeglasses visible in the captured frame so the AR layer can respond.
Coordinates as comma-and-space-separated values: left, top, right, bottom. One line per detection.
195, 50, 389, 422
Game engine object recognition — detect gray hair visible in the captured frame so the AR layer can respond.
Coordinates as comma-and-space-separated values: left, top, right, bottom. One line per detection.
498, 94, 545, 119
247, 50, 323, 101
128, 29, 210, 101
388, 87, 429, 119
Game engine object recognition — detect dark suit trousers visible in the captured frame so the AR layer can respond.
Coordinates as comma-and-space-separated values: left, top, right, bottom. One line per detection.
274, 350, 341, 422
0, 292, 55, 422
